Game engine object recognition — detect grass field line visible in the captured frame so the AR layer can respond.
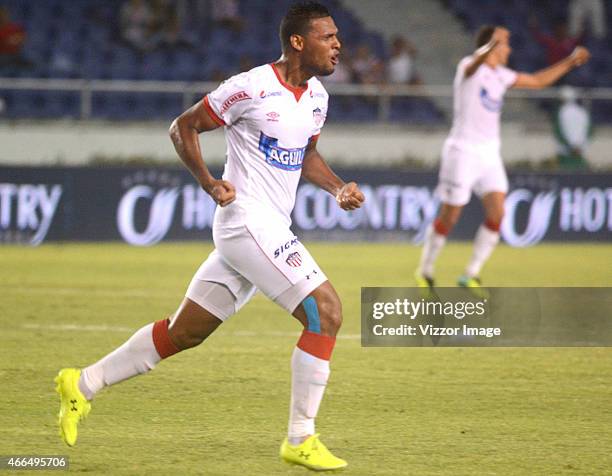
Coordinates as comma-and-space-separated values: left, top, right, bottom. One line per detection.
20, 323, 361, 340
4, 285, 163, 298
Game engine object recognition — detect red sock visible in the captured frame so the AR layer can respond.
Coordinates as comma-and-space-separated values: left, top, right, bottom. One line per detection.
433, 218, 450, 236
484, 219, 501, 232
152, 319, 180, 359
296, 330, 336, 361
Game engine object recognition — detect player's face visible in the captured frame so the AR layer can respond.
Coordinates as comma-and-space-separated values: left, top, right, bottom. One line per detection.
301, 16, 341, 77
494, 29, 512, 65
496, 41, 511, 65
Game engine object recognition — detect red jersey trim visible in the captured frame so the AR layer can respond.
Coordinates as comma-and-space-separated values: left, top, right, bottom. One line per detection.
270, 63, 308, 102
203, 95, 226, 126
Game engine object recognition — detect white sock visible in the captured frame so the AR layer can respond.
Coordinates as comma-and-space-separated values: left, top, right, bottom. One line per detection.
418, 224, 447, 277
287, 347, 330, 445
78, 323, 161, 400
465, 225, 500, 278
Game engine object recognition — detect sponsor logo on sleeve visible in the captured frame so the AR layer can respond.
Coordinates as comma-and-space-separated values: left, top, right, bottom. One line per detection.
220, 91, 251, 114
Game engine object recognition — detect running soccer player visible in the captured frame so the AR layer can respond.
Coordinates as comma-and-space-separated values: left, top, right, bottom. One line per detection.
415, 26, 590, 294
55, 2, 364, 471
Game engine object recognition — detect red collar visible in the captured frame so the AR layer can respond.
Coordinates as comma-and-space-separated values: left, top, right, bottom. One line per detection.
270, 63, 308, 102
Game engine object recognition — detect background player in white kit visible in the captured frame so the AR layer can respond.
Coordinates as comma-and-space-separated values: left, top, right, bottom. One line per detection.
54, 2, 364, 471
415, 26, 590, 294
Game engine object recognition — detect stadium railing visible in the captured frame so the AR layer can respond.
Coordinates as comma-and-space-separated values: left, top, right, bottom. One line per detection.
1, 78, 612, 121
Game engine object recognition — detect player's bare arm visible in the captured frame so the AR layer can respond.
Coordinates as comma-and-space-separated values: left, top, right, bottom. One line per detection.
464, 27, 507, 78
301, 139, 365, 210
169, 101, 236, 206
513, 46, 590, 89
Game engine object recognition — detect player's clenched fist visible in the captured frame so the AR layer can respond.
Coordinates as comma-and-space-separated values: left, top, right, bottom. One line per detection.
571, 47, 590, 67
205, 179, 236, 207
335, 182, 365, 211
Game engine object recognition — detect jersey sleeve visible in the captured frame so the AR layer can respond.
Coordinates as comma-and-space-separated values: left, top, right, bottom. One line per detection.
204, 72, 253, 126
497, 65, 518, 88
457, 56, 472, 77
312, 87, 329, 138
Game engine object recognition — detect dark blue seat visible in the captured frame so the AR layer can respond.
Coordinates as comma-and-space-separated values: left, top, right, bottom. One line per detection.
169, 51, 199, 81
140, 52, 172, 81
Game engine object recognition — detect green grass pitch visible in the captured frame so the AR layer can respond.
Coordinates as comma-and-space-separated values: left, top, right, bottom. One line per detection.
1, 242, 611, 475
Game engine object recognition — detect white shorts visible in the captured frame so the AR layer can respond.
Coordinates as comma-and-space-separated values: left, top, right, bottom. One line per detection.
436, 141, 508, 206
185, 219, 327, 321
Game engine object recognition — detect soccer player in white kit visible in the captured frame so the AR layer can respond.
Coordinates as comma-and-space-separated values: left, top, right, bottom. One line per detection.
415, 26, 590, 294
54, 2, 364, 471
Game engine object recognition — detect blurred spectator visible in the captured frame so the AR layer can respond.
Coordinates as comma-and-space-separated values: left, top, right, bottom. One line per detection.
149, 6, 195, 50
50, 50, 76, 76
352, 44, 384, 84
238, 54, 255, 73
320, 50, 354, 114
554, 86, 592, 169
120, 0, 154, 52
211, 0, 244, 33
0, 6, 31, 70
149, 0, 169, 33
530, 18, 582, 66
321, 51, 353, 84
210, 67, 227, 82
568, 0, 606, 40
387, 35, 421, 85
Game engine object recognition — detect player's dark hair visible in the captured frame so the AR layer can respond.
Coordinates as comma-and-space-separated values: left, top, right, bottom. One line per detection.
280, 1, 331, 52
475, 25, 496, 48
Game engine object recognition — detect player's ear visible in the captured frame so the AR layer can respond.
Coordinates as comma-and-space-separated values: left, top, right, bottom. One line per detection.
290, 34, 305, 52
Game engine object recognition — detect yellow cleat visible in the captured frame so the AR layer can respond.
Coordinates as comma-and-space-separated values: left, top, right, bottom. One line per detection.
457, 275, 490, 299
280, 434, 347, 471
414, 269, 438, 300
54, 368, 91, 447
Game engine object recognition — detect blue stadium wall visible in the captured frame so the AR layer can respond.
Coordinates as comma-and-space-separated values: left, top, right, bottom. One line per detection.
0, 166, 610, 246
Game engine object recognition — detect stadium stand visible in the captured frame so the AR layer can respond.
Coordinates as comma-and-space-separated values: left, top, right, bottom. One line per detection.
1, 0, 610, 123
0, 0, 441, 122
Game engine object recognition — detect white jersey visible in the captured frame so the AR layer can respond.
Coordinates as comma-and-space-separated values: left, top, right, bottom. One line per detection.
204, 64, 329, 227
446, 56, 517, 152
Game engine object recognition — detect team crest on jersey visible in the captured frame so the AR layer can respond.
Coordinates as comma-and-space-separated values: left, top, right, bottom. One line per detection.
258, 132, 306, 171
479, 87, 503, 112
220, 91, 251, 114
312, 107, 325, 127
285, 251, 302, 267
